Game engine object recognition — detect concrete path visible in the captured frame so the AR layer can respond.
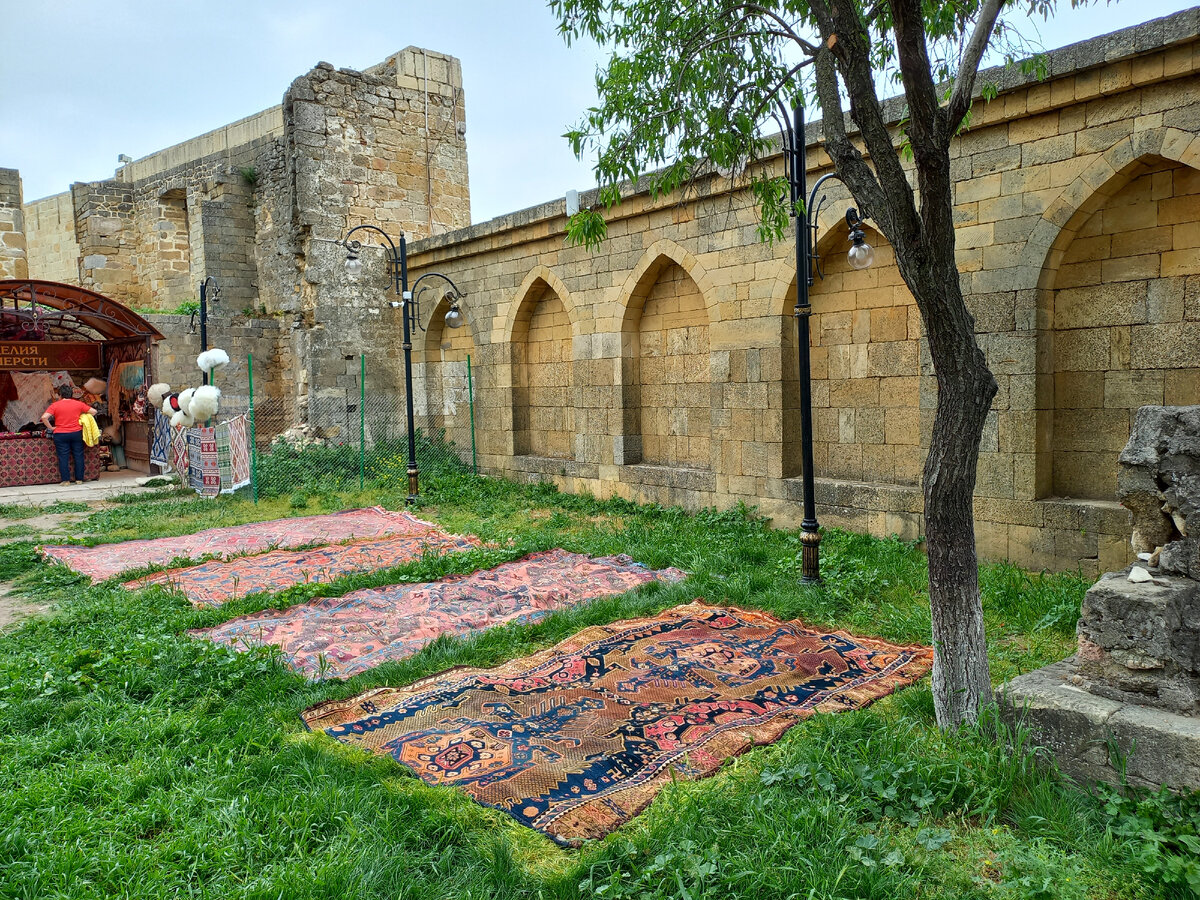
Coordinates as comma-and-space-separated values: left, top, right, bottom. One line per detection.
0, 471, 167, 508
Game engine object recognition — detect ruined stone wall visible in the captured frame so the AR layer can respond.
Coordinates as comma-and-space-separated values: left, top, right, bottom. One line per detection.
406, 12, 1200, 575
0, 169, 28, 279
23, 192, 76, 282
284, 48, 471, 426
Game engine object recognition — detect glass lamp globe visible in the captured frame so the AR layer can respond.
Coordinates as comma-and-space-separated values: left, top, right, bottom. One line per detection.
847, 240, 875, 271
345, 253, 363, 278
444, 303, 464, 329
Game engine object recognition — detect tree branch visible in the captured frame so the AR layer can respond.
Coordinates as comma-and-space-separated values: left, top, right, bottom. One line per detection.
945, 0, 1004, 131
811, 45, 887, 223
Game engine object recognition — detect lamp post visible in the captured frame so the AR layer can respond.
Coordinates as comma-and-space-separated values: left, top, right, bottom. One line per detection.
342, 226, 465, 504
197, 276, 221, 385
790, 102, 874, 583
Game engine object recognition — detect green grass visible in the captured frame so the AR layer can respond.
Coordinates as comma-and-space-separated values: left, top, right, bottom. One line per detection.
0, 468, 1195, 899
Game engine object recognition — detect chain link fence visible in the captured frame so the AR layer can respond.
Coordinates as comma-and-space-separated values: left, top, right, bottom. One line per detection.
185, 353, 478, 500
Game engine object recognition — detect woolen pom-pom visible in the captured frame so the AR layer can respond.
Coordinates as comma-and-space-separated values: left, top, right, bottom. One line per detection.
190, 385, 221, 421
197, 349, 230, 373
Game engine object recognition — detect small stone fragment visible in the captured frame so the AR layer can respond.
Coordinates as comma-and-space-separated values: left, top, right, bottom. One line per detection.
1128, 566, 1152, 583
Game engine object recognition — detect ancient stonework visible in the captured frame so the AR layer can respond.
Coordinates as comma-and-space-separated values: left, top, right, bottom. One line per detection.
7, 12, 1200, 574
1001, 405, 1200, 790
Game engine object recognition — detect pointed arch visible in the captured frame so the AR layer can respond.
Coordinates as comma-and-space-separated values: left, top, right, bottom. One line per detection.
615, 238, 717, 329
499, 265, 577, 345
420, 293, 479, 464
1020, 127, 1200, 290
505, 265, 576, 460
1031, 135, 1200, 499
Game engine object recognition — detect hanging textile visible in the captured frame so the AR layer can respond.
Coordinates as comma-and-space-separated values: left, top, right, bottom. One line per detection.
170, 428, 190, 484
187, 425, 220, 497
151, 409, 173, 467
0, 372, 17, 423
215, 414, 251, 493
3, 371, 55, 432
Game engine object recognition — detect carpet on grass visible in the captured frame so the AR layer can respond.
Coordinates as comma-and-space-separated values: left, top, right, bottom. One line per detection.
193, 549, 687, 679
302, 602, 933, 846
42, 507, 443, 581
125, 532, 483, 607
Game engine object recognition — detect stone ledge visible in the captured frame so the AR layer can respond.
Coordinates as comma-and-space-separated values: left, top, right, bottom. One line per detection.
509, 455, 599, 480
999, 659, 1200, 790
619, 464, 715, 493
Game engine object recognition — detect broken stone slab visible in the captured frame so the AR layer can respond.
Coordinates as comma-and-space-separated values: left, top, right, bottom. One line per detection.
1117, 405, 1200, 552
999, 660, 1200, 790
1080, 571, 1200, 673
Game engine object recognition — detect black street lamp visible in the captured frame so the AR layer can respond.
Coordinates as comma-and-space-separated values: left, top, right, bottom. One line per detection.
789, 103, 874, 583
196, 276, 221, 385
342, 226, 465, 504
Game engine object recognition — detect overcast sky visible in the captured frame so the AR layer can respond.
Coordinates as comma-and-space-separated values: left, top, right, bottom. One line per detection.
2, 1, 1195, 223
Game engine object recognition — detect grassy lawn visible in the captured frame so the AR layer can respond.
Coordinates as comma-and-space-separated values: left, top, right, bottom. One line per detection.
0, 469, 1196, 899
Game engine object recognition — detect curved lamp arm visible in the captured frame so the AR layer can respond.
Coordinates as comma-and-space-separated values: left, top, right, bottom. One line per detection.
409, 272, 467, 330
343, 225, 403, 294
805, 173, 874, 283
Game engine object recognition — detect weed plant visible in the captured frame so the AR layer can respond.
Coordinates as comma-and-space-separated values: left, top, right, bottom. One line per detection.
0, 468, 1195, 899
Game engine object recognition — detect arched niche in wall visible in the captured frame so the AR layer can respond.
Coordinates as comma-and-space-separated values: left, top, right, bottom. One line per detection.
618, 245, 713, 470
509, 274, 576, 459
421, 295, 479, 465
780, 224, 921, 486
1037, 154, 1200, 500
155, 188, 192, 307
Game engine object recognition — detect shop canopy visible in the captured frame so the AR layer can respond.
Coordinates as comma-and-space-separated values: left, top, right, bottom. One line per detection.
0, 279, 164, 345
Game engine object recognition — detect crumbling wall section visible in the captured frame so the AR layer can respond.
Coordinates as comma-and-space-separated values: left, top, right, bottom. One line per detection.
24, 191, 78, 282
0, 168, 28, 279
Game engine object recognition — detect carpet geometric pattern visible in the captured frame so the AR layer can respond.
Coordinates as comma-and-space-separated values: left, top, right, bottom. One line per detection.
124, 532, 483, 607
302, 602, 933, 846
195, 549, 687, 680
42, 507, 442, 581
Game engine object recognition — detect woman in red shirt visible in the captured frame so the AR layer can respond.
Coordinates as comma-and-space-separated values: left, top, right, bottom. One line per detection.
41, 385, 97, 485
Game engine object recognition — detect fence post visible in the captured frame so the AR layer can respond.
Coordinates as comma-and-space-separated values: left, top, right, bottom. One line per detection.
359, 353, 366, 491
248, 353, 259, 503
467, 353, 478, 475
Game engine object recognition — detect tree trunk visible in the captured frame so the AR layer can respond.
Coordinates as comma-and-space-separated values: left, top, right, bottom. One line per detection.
923, 346, 997, 727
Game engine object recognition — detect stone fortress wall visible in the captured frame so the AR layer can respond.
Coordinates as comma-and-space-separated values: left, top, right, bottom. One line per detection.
7, 12, 1200, 574
402, 11, 1200, 577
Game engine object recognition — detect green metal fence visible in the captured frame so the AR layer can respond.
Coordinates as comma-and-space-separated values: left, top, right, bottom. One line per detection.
235, 352, 478, 501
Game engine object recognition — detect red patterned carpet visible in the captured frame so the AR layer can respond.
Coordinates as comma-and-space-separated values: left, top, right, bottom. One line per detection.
123, 532, 483, 607
193, 549, 687, 679
302, 602, 933, 846
41, 507, 439, 581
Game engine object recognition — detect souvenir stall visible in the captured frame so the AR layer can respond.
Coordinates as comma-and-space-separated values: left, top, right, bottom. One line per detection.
0, 280, 163, 488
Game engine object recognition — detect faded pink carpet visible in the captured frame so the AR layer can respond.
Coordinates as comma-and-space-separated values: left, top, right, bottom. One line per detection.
192, 549, 687, 679
43, 507, 441, 581
124, 532, 483, 607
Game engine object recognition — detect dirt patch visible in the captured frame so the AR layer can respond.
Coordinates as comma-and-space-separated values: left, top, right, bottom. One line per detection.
0, 510, 91, 546
0, 582, 53, 631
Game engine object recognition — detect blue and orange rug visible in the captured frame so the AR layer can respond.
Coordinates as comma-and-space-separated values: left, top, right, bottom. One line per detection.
302, 601, 933, 845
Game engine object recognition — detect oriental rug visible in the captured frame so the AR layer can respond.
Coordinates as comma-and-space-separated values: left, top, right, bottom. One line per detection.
194, 549, 687, 680
125, 531, 483, 607
187, 425, 219, 497
42, 507, 443, 581
302, 602, 933, 846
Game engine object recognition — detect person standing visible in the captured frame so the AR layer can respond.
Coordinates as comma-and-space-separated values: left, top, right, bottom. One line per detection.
41, 385, 97, 485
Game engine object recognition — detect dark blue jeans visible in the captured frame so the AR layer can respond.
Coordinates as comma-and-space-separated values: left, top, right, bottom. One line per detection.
51, 430, 86, 482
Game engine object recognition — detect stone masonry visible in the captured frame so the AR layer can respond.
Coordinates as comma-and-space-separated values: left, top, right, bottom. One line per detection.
0, 169, 28, 279
403, 10, 1200, 575
1001, 405, 1200, 790
8, 13, 1200, 574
